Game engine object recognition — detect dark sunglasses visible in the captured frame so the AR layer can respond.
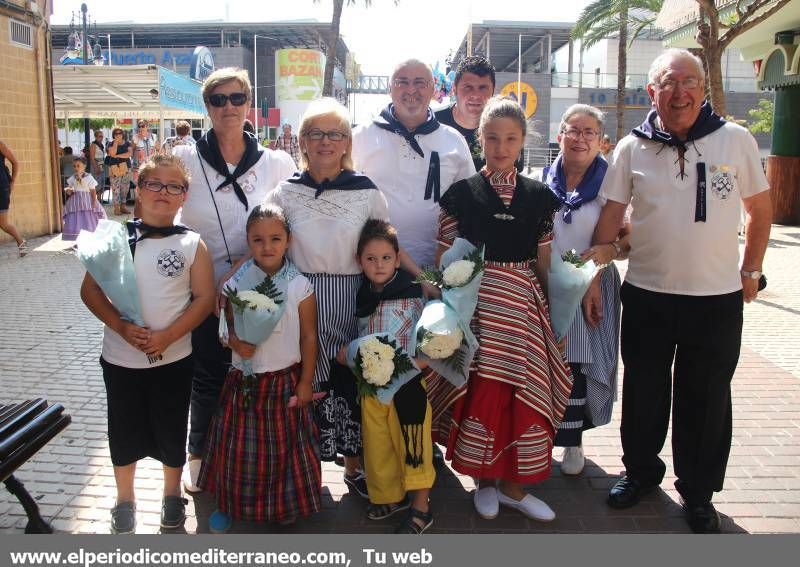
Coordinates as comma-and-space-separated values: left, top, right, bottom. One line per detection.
139, 180, 187, 196
206, 92, 249, 108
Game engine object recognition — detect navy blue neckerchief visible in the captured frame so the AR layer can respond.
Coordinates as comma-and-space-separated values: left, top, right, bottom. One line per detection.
196, 129, 262, 211
631, 101, 725, 222
286, 170, 377, 199
126, 218, 192, 257
543, 153, 607, 224
354, 268, 422, 318
374, 104, 443, 203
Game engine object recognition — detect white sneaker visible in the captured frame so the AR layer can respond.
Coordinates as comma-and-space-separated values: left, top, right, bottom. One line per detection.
473, 486, 499, 519
497, 491, 555, 522
560, 446, 585, 476
183, 458, 203, 493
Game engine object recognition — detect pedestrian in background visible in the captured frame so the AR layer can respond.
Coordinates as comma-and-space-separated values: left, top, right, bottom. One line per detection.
88, 130, 107, 199
0, 138, 26, 256
131, 120, 159, 185
106, 128, 133, 216
62, 156, 106, 241
272, 123, 300, 166
162, 120, 196, 156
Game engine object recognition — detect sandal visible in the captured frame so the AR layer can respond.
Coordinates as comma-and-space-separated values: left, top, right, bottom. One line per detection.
394, 508, 433, 534
18, 240, 28, 258
366, 498, 410, 521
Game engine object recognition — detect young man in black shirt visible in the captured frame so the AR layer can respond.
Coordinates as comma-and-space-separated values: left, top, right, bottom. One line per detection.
436, 56, 524, 171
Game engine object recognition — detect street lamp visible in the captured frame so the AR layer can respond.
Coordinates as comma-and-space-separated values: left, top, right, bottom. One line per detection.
81, 3, 90, 153
253, 34, 277, 139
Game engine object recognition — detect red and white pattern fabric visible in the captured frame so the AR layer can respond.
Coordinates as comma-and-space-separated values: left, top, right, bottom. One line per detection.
199, 364, 321, 522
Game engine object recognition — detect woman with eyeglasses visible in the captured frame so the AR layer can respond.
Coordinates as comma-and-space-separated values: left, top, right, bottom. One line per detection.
265, 97, 400, 498
173, 67, 297, 495
541, 104, 631, 476
107, 128, 133, 216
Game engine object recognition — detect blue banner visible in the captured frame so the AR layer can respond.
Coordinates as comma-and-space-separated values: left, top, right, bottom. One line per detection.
158, 67, 206, 116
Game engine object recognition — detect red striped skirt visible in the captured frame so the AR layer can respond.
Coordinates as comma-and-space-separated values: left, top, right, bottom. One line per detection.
198, 364, 322, 522
429, 262, 573, 484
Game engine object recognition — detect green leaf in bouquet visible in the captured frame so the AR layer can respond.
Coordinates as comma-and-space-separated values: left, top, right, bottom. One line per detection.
223, 284, 251, 313
461, 244, 486, 286
415, 268, 444, 288
561, 249, 587, 268
253, 275, 285, 305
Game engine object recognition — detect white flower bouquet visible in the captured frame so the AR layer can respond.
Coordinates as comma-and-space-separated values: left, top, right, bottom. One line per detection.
220, 260, 287, 408
410, 300, 478, 389
346, 333, 420, 404
547, 249, 599, 341
76, 220, 158, 364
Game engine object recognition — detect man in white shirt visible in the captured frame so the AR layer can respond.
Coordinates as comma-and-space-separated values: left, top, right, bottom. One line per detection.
352, 58, 475, 269
593, 49, 772, 533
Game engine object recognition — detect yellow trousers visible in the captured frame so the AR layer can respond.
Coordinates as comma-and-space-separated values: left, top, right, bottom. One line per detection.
361, 394, 436, 504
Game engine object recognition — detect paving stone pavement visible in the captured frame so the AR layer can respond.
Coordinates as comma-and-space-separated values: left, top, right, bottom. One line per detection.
0, 225, 798, 534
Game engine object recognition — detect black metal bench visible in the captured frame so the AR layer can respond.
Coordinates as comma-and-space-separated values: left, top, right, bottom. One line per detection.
0, 399, 71, 533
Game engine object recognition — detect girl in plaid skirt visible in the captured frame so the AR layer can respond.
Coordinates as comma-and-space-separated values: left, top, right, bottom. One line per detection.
199, 204, 321, 532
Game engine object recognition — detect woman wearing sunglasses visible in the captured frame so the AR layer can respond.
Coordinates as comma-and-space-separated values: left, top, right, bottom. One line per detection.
172, 67, 297, 494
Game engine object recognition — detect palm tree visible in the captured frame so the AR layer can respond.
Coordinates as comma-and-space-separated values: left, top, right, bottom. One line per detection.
314, 0, 399, 97
571, 0, 663, 141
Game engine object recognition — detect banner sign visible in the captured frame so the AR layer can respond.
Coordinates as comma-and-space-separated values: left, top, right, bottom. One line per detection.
158, 67, 207, 116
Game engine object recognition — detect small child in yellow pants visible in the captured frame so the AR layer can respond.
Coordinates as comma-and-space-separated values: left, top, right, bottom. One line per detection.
340, 219, 436, 534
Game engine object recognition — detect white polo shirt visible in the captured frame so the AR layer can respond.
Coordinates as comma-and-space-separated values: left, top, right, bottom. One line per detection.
601, 122, 769, 296
352, 122, 475, 268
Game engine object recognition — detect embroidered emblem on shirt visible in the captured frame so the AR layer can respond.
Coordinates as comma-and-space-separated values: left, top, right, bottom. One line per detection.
156, 249, 187, 278
710, 165, 735, 200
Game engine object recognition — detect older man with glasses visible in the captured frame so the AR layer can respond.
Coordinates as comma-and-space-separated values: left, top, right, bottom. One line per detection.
352, 58, 475, 271
593, 48, 772, 533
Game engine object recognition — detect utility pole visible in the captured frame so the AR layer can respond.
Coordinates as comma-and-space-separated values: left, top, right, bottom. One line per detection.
81, 3, 90, 154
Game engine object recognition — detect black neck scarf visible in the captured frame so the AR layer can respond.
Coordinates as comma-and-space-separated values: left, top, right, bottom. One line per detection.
374, 104, 442, 202
287, 170, 377, 199
196, 129, 263, 210
631, 101, 725, 222
354, 268, 426, 466
126, 219, 192, 257
632, 101, 725, 152
355, 269, 421, 318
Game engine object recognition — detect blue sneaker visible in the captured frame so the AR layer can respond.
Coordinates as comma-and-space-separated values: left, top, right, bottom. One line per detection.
209, 510, 232, 534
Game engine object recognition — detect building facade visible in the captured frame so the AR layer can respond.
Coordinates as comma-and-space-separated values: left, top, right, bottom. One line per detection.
0, 0, 61, 244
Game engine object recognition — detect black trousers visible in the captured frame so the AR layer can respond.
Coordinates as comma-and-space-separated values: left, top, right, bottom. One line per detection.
619, 283, 742, 505
188, 314, 231, 457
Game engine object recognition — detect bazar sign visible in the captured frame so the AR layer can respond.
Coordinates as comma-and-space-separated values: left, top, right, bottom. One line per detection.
277, 49, 324, 78
158, 67, 207, 116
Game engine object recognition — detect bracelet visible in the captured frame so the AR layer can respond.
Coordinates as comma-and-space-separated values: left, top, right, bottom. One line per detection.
611, 241, 622, 259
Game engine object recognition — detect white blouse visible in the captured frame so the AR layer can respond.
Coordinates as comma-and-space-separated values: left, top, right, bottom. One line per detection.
265, 180, 390, 275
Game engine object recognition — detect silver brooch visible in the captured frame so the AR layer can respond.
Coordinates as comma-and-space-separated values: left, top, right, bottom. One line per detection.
493, 213, 515, 221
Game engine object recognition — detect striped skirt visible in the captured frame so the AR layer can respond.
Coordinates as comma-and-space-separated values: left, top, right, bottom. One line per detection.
304, 273, 363, 461
62, 191, 106, 240
198, 365, 321, 522
429, 261, 573, 484
556, 264, 621, 445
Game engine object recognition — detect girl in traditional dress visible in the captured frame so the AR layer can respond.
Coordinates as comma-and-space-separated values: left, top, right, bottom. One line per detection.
428, 96, 573, 522
62, 156, 106, 241
336, 219, 435, 533
199, 204, 321, 533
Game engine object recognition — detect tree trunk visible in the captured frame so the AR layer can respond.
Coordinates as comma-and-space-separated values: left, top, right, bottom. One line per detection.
705, 45, 726, 116
323, 0, 344, 98
616, 2, 628, 142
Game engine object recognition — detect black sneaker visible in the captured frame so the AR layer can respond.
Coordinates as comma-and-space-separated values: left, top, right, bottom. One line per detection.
344, 470, 369, 499
110, 501, 136, 534
161, 496, 188, 529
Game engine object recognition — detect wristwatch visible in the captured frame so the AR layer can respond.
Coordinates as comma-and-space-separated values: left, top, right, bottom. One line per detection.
740, 269, 762, 279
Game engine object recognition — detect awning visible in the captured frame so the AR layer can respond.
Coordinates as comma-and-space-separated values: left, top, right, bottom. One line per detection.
52, 64, 207, 120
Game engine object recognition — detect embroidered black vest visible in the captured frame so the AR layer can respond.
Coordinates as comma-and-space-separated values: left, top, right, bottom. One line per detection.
440, 174, 560, 263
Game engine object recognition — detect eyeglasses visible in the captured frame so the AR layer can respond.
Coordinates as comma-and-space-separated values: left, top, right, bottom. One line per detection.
139, 180, 187, 195
305, 129, 348, 142
392, 78, 430, 90
206, 92, 249, 107
656, 77, 701, 91
562, 128, 600, 141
